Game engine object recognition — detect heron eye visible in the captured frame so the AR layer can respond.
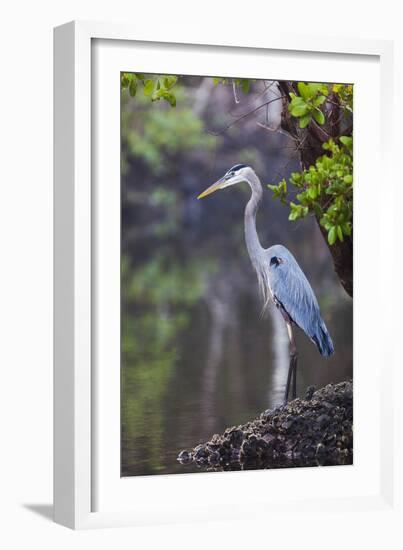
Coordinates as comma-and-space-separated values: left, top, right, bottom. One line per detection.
270, 256, 281, 267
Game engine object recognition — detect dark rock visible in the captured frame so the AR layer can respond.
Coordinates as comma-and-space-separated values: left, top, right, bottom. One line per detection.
305, 386, 316, 401
177, 450, 193, 464
228, 428, 244, 448
177, 380, 353, 472
208, 451, 220, 464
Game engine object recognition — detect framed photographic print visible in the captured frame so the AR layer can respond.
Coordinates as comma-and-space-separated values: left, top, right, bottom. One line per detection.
54, 21, 396, 529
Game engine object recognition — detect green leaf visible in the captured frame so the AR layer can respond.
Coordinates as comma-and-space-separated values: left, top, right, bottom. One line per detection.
340, 136, 350, 145
290, 172, 302, 186
299, 114, 311, 128
268, 179, 287, 203
290, 99, 309, 117
121, 73, 130, 87
288, 202, 299, 221
337, 225, 344, 241
342, 223, 352, 236
313, 95, 326, 107
241, 79, 251, 94
152, 89, 177, 107
143, 79, 155, 96
308, 83, 328, 96
129, 77, 137, 97
289, 202, 308, 221
163, 75, 178, 90
312, 108, 325, 125
164, 92, 176, 107
328, 226, 337, 245
343, 174, 353, 184
297, 82, 312, 100
340, 135, 353, 153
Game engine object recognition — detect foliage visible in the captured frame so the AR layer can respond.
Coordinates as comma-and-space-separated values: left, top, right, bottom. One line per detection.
332, 83, 353, 113
268, 81, 353, 252
121, 81, 215, 173
268, 136, 353, 245
213, 77, 252, 94
288, 82, 329, 128
121, 72, 179, 106
121, 74, 353, 248
288, 82, 353, 129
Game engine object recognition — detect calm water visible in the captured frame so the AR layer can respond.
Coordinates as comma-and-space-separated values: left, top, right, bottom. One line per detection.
121, 253, 353, 476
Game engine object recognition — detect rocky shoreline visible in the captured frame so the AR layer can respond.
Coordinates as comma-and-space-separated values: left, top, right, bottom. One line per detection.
178, 380, 353, 472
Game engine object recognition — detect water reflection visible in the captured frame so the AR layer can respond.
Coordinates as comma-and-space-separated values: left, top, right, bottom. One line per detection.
121, 252, 352, 477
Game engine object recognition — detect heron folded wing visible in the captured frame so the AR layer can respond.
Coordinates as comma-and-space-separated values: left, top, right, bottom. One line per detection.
268, 249, 334, 356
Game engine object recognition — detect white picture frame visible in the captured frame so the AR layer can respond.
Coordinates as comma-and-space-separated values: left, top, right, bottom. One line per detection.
54, 20, 397, 529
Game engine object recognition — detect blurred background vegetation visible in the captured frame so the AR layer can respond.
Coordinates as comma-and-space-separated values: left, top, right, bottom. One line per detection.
121, 75, 353, 476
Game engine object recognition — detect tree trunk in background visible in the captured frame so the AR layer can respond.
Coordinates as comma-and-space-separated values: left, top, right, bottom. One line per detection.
278, 81, 353, 298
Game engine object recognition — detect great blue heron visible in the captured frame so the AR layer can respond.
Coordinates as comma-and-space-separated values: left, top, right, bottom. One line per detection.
197, 164, 334, 403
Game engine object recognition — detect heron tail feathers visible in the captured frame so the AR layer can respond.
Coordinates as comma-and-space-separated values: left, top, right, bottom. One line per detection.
312, 320, 334, 357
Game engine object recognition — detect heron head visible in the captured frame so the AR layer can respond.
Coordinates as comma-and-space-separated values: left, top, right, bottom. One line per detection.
197, 164, 251, 199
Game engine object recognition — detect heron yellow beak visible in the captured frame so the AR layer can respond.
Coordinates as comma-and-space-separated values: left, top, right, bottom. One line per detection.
197, 179, 225, 199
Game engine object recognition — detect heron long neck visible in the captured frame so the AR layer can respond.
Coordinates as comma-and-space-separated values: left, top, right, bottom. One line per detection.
244, 171, 264, 270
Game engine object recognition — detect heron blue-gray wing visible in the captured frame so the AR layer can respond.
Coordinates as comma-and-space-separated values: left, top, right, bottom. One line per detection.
266, 245, 334, 357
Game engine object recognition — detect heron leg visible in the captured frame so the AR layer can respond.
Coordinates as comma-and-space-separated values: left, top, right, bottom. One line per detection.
292, 353, 298, 400
284, 323, 298, 403
284, 357, 293, 403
